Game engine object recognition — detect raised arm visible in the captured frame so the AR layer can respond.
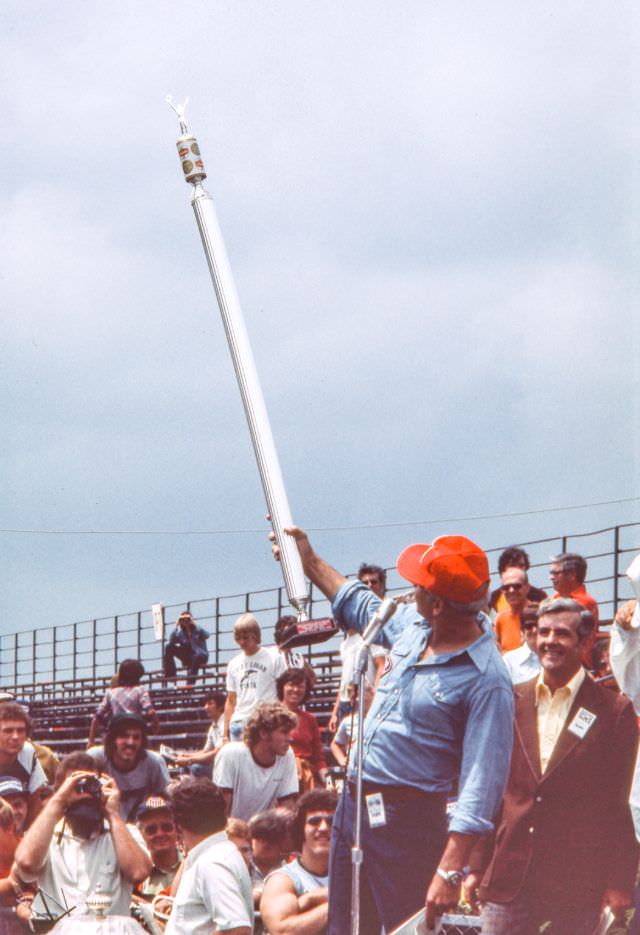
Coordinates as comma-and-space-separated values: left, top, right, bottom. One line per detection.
15, 771, 89, 879
102, 776, 152, 883
273, 527, 347, 602
610, 599, 640, 709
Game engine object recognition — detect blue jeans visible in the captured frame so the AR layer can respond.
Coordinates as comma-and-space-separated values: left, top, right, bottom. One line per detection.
163, 644, 207, 679
229, 720, 244, 742
481, 898, 600, 935
328, 782, 447, 935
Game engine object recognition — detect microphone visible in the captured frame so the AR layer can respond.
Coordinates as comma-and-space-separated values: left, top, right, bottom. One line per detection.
361, 597, 398, 647
353, 598, 397, 679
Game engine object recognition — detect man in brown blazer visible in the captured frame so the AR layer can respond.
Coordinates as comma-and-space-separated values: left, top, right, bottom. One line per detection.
468, 597, 638, 935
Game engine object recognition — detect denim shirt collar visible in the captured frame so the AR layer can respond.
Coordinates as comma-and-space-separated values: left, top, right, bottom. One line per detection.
414, 613, 494, 674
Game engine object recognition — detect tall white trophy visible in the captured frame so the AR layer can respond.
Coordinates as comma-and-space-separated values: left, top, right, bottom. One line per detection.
166, 97, 311, 619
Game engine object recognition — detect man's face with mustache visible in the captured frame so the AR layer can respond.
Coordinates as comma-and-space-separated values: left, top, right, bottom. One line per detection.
112, 727, 143, 770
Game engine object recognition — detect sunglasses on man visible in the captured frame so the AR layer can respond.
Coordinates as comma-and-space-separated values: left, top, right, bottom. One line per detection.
143, 820, 175, 835
306, 814, 334, 827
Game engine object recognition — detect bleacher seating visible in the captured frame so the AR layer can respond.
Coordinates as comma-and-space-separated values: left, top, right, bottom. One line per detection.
25, 650, 342, 757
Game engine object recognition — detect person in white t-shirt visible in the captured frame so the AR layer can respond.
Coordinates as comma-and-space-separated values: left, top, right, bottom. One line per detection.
175, 691, 226, 779
165, 777, 253, 935
328, 631, 386, 734
214, 703, 298, 821
224, 615, 285, 742
327, 564, 388, 733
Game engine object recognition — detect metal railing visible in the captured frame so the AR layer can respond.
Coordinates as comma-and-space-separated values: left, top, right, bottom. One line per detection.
1, 521, 638, 695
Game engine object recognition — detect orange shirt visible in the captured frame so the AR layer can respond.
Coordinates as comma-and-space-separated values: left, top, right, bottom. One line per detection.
494, 610, 523, 652
552, 584, 599, 625
492, 584, 548, 615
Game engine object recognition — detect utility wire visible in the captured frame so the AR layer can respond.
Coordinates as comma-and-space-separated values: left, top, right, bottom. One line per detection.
0, 496, 638, 536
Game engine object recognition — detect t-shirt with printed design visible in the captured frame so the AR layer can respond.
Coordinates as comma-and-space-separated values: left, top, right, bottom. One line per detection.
225, 647, 285, 724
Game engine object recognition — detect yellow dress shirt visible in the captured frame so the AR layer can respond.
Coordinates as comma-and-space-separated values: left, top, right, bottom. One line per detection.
535, 666, 585, 773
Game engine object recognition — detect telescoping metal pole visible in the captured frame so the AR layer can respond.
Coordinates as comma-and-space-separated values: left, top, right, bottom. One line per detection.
166, 97, 309, 617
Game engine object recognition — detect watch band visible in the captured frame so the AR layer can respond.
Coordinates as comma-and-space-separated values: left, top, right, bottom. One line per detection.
436, 868, 464, 887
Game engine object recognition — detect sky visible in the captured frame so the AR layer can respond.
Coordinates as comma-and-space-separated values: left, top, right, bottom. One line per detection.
1, 1, 638, 648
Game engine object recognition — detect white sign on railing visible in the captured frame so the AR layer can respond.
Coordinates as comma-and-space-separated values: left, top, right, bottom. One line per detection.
151, 604, 164, 641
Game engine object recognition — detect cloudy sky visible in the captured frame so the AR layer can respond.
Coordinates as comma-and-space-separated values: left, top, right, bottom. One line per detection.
1, 1, 638, 647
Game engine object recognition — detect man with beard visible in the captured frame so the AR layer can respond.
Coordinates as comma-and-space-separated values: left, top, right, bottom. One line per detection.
88, 713, 169, 821
260, 789, 337, 935
14, 751, 151, 923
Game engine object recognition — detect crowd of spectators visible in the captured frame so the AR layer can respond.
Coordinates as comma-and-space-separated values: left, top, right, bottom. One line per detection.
0, 542, 638, 935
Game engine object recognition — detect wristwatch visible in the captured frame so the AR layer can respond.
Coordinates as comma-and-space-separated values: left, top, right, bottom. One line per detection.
436, 868, 464, 888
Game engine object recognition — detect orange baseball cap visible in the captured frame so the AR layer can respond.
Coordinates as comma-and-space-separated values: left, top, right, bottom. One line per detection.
396, 535, 489, 605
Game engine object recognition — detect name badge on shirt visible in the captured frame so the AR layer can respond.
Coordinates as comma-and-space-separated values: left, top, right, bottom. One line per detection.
365, 792, 387, 828
567, 707, 597, 739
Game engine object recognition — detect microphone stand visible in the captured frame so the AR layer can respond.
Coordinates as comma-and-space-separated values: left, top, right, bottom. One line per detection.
349, 597, 397, 935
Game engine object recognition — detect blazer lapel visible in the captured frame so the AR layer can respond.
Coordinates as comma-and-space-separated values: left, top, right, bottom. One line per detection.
541, 675, 602, 781
514, 679, 542, 782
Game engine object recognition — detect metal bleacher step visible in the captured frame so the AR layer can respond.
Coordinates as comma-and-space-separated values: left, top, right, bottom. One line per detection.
26, 664, 341, 759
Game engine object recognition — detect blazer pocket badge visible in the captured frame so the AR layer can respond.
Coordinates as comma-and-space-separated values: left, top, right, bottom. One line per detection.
567, 707, 597, 739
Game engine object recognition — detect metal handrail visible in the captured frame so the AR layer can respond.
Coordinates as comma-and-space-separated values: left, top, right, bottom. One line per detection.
1, 521, 638, 692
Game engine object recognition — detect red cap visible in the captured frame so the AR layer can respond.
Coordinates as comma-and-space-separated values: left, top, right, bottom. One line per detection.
396, 535, 489, 605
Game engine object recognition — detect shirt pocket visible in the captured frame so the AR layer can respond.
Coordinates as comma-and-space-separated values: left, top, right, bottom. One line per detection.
375, 647, 409, 694
400, 669, 465, 732
98, 854, 117, 884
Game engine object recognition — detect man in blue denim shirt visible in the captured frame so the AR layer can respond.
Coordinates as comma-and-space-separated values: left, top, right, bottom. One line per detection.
274, 527, 514, 934
163, 611, 210, 685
